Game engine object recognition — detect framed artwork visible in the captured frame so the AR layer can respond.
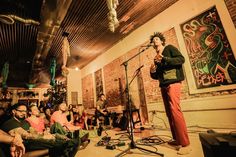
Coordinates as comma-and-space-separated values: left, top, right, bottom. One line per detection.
180, 6, 236, 93
95, 68, 104, 101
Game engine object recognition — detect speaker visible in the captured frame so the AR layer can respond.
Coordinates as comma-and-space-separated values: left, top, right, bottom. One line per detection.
199, 132, 236, 157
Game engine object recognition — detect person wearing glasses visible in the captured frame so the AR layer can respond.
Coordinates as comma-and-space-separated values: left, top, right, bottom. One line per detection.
0, 103, 79, 157
0, 103, 49, 156
1, 103, 55, 138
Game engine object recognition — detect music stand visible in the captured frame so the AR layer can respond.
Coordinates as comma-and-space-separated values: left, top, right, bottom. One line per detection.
115, 46, 164, 157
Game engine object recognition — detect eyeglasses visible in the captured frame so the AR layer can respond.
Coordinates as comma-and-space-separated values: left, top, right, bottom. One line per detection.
16, 109, 27, 113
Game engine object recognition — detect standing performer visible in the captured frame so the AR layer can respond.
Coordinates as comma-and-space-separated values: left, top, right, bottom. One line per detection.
149, 32, 191, 155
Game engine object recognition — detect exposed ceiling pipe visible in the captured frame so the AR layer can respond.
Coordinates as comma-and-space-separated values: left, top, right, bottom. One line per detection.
30, 0, 73, 85
0, 14, 40, 25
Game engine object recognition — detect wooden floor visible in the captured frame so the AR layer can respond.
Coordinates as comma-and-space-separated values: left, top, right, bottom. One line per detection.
75, 126, 205, 157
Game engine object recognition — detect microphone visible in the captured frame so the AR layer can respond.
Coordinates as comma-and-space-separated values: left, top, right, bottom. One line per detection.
136, 65, 144, 71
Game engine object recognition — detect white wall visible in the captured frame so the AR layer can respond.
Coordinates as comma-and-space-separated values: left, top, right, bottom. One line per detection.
67, 68, 82, 104
148, 94, 236, 128
79, 0, 236, 128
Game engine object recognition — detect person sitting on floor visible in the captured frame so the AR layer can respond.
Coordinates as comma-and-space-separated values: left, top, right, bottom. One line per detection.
25, 103, 71, 143
95, 94, 111, 127
25, 104, 46, 134
43, 107, 52, 128
73, 105, 88, 130
0, 103, 55, 140
50, 102, 81, 132
0, 102, 79, 157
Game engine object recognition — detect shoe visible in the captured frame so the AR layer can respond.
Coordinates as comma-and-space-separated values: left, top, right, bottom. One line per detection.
177, 145, 192, 155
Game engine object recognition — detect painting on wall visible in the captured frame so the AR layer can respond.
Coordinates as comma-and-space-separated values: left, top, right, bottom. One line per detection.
95, 68, 104, 101
82, 74, 94, 109
180, 6, 236, 92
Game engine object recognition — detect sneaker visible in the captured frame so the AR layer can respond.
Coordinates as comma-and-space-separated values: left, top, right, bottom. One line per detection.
177, 145, 192, 155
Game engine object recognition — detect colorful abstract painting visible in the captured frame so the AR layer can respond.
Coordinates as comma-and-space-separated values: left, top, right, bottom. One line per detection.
180, 6, 236, 89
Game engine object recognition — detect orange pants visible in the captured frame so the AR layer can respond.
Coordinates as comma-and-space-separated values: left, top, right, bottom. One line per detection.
161, 82, 190, 146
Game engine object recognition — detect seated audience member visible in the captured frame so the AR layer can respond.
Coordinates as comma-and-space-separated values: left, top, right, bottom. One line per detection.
95, 94, 110, 127
0, 129, 25, 157
43, 107, 52, 127
39, 101, 46, 112
73, 105, 88, 130
25, 104, 46, 134
0, 103, 53, 140
66, 104, 74, 123
26, 104, 70, 141
50, 102, 81, 132
0, 103, 79, 157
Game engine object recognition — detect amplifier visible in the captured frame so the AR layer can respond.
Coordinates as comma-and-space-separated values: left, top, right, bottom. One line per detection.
199, 132, 236, 157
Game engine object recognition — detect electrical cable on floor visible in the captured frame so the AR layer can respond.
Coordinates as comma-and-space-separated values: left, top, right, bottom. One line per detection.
135, 135, 166, 146
117, 134, 130, 141
150, 114, 169, 129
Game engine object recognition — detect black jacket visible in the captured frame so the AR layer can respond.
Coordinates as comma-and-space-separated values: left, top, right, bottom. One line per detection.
150, 45, 185, 87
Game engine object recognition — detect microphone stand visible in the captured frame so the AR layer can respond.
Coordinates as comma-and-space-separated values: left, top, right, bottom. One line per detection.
115, 46, 164, 157
115, 65, 143, 136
